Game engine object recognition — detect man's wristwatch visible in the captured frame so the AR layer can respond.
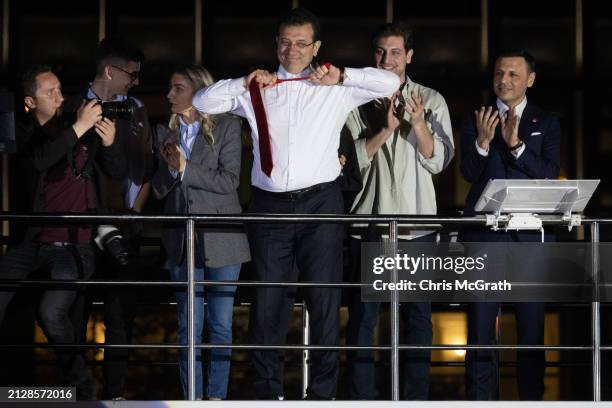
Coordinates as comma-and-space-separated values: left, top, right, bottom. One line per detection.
338, 66, 345, 85
509, 140, 524, 151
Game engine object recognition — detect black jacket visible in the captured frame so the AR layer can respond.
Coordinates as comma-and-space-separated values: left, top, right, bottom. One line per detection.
9, 113, 127, 244
338, 125, 362, 213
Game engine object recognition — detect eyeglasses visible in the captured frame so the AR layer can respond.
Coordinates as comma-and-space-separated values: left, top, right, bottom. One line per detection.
277, 38, 315, 50
111, 65, 140, 81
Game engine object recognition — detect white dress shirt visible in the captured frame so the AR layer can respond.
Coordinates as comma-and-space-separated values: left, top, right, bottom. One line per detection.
475, 97, 527, 159
193, 65, 399, 192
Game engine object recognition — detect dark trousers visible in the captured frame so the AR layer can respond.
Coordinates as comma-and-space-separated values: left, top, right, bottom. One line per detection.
101, 258, 136, 399
0, 243, 37, 327
466, 302, 545, 400
247, 183, 344, 399
462, 230, 547, 400
346, 234, 435, 400
0, 242, 96, 396
73, 237, 139, 399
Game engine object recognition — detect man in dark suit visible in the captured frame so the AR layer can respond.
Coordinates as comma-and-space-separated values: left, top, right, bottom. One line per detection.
460, 50, 560, 400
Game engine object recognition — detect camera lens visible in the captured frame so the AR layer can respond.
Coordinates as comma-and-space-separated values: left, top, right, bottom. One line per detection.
101, 100, 135, 120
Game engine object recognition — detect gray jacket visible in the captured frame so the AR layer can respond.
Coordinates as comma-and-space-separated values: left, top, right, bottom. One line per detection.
152, 114, 250, 268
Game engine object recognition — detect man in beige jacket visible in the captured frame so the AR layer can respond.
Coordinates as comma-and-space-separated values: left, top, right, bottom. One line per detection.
344, 21, 454, 400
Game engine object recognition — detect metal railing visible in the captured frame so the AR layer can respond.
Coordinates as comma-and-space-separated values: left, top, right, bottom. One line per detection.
1, 212, 611, 401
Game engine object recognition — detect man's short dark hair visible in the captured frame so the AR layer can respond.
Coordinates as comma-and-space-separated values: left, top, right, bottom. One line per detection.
278, 8, 320, 42
372, 21, 414, 51
95, 37, 144, 77
496, 49, 537, 73
22, 64, 53, 97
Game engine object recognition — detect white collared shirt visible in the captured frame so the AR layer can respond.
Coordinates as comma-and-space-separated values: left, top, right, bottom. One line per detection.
193, 65, 399, 192
475, 97, 527, 159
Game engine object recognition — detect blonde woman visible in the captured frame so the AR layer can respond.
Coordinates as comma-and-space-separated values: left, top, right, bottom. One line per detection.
152, 65, 250, 400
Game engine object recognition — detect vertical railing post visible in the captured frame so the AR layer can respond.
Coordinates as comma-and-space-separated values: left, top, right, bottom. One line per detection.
389, 220, 399, 400
302, 302, 310, 398
591, 221, 600, 401
186, 219, 196, 400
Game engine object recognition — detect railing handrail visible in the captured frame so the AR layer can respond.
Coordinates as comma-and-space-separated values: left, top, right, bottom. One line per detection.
0, 211, 608, 401
0, 342, 595, 351
2, 211, 612, 224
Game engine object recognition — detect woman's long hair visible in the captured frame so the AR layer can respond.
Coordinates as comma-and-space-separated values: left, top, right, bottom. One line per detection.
168, 65, 216, 144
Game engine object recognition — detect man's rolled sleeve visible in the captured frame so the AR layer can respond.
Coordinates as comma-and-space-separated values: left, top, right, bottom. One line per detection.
354, 138, 373, 170
417, 137, 446, 174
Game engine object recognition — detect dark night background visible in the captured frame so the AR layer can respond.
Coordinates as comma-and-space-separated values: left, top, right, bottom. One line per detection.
0, 0, 611, 400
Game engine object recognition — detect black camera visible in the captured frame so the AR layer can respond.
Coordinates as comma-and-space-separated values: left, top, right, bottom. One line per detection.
99, 99, 135, 121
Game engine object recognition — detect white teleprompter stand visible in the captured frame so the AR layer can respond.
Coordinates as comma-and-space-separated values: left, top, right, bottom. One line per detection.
474, 179, 600, 241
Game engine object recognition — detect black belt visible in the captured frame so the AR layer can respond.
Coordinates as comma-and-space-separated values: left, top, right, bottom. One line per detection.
253, 179, 338, 200
40, 241, 75, 247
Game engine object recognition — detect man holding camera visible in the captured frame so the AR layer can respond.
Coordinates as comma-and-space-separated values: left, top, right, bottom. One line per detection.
0, 64, 126, 398
63, 37, 153, 400
68, 37, 152, 226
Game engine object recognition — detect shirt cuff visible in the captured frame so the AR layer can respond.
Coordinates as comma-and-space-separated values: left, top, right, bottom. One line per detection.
342, 67, 363, 86
475, 140, 489, 157
354, 138, 373, 169
510, 143, 526, 159
417, 138, 445, 173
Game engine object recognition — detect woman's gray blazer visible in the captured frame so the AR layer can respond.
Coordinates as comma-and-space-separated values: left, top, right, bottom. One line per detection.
152, 114, 251, 268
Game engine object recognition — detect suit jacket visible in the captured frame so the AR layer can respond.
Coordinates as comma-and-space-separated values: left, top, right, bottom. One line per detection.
460, 101, 560, 242
152, 114, 251, 268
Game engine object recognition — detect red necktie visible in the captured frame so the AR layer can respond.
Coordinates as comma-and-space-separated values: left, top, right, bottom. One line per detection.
249, 79, 274, 178
248, 63, 332, 178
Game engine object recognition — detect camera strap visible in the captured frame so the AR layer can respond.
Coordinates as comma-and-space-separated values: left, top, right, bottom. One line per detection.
72, 131, 96, 180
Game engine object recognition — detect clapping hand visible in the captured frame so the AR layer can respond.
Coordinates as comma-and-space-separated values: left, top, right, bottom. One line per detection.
405, 91, 426, 126
500, 106, 520, 148
160, 139, 181, 172
385, 91, 401, 133
474, 106, 499, 151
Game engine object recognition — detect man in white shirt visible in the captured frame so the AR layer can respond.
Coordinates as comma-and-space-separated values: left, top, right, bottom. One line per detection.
343, 22, 454, 400
193, 8, 399, 400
